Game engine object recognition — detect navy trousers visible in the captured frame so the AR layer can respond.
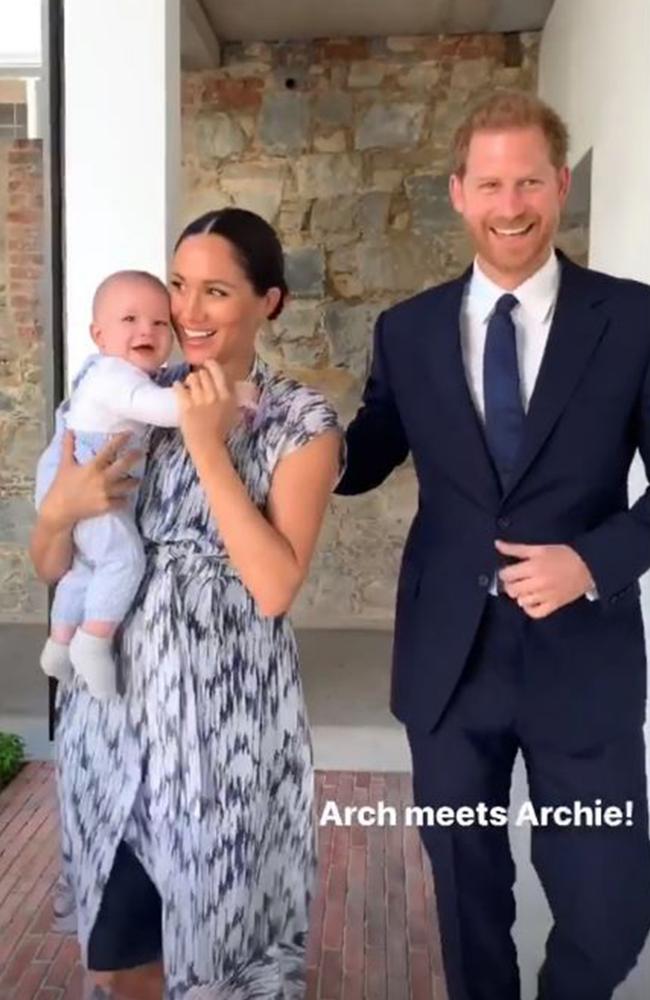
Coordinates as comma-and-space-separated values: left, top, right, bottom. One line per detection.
407, 597, 650, 1000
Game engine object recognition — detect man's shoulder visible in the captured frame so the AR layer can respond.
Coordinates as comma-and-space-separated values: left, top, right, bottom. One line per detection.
563, 255, 650, 307
381, 273, 466, 325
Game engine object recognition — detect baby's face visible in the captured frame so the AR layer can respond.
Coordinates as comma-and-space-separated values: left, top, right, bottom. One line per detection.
90, 279, 172, 374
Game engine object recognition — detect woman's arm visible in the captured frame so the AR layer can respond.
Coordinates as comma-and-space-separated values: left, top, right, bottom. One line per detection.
174, 362, 341, 617
30, 431, 143, 584
30, 510, 75, 586
192, 431, 340, 617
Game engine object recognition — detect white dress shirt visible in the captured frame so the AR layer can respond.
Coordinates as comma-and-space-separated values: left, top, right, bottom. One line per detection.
459, 251, 595, 600
460, 250, 560, 420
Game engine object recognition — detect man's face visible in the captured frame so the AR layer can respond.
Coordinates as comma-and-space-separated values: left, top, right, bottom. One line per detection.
449, 126, 570, 287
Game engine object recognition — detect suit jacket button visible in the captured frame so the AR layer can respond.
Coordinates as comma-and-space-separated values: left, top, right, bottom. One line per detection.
498, 516, 511, 529
478, 574, 490, 588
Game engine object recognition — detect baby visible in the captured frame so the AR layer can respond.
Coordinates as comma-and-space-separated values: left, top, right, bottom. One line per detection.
36, 269, 180, 699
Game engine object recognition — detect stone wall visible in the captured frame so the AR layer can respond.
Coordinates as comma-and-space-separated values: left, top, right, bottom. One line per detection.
0, 140, 47, 623
181, 34, 587, 627
0, 35, 589, 628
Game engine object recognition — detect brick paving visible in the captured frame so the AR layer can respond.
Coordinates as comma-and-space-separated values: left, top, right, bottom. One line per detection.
0, 764, 447, 999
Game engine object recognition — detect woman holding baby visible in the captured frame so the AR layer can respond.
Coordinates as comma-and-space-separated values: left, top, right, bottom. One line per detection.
30, 209, 342, 1000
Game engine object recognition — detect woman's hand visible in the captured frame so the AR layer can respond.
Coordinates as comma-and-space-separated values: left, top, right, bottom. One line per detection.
39, 430, 142, 531
173, 360, 239, 459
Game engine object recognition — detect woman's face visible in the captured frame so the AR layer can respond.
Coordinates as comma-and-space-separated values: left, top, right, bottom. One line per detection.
169, 234, 280, 369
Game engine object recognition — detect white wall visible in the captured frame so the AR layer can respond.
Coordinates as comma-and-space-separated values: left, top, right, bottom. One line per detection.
63, 0, 181, 381
0, 0, 41, 69
539, 0, 650, 283
511, 5, 650, 998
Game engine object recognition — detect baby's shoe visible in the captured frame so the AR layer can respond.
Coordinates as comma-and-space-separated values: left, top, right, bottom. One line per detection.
69, 630, 117, 700
40, 638, 73, 682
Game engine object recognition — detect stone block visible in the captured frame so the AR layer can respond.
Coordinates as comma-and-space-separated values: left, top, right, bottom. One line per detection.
357, 237, 432, 293
397, 63, 442, 90
314, 91, 353, 128
180, 187, 232, 228
322, 302, 382, 381
313, 131, 347, 154
358, 192, 391, 236
0, 545, 47, 622
277, 201, 310, 234
258, 91, 310, 153
348, 62, 386, 88
219, 162, 288, 223
450, 58, 493, 93
356, 103, 426, 150
2, 418, 45, 475
195, 112, 246, 159
371, 168, 404, 192
282, 337, 326, 368
310, 196, 358, 236
386, 36, 418, 53
0, 497, 34, 546
273, 300, 321, 343
405, 173, 457, 235
294, 154, 362, 199
331, 272, 364, 299
285, 247, 325, 298
328, 244, 364, 299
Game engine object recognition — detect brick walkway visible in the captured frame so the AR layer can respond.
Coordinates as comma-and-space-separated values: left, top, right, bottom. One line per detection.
0, 764, 447, 999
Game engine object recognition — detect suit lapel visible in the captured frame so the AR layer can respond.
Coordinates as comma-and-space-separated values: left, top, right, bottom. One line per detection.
427, 269, 502, 507
503, 254, 609, 499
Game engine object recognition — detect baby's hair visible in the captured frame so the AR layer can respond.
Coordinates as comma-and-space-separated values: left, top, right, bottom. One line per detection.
92, 270, 169, 319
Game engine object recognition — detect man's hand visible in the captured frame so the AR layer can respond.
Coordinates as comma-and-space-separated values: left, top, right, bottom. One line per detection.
495, 540, 595, 619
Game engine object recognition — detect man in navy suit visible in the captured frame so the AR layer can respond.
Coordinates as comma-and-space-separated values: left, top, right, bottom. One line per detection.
337, 91, 650, 999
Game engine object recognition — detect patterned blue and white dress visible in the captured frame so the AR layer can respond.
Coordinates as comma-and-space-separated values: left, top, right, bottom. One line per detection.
53, 356, 341, 998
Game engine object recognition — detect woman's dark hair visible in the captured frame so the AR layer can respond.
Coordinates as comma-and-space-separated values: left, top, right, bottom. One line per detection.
175, 208, 289, 320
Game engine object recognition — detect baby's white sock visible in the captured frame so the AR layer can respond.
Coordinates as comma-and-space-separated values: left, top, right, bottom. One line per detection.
40, 638, 73, 682
69, 630, 117, 700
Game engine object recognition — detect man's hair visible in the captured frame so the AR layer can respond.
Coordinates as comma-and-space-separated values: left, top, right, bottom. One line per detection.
451, 91, 570, 177
92, 270, 169, 319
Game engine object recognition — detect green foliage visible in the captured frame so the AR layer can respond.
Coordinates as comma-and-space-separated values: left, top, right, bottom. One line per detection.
0, 731, 25, 789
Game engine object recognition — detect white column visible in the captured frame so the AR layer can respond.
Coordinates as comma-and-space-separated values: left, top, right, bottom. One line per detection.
25, 76, 42, 138
63, 0, 181, 384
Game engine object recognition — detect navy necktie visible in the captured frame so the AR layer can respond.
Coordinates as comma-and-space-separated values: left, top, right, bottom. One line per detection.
483, 293, 524, 487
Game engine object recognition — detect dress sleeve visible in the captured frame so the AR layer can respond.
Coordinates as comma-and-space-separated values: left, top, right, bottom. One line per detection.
277, 386, 346, 475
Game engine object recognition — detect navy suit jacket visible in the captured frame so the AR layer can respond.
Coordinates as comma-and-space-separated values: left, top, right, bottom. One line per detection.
337, 252, 650, 750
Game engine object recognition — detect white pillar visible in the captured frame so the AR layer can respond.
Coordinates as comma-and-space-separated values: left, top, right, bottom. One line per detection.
25, 76, 42, 138
63, 0, 181, 384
